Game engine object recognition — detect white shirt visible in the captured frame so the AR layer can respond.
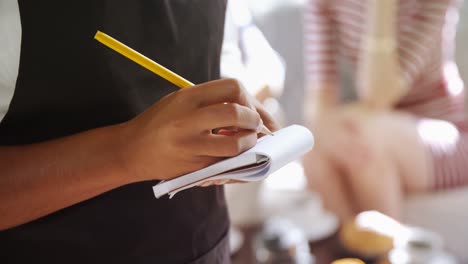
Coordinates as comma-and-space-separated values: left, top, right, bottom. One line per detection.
0, 0, 21, 121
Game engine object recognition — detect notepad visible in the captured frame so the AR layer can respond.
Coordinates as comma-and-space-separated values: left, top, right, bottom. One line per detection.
152, 125, 314, 198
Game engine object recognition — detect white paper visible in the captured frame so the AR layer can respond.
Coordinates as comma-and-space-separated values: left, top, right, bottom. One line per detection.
152, 125, 314, 198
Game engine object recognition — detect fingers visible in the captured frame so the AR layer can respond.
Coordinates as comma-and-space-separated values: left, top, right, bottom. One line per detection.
199, 179, 230, 187
182, 78, 280, 133
199, 179, 245, 187
167, 78, 279, 159
186, 79, 254, 110
253, 99, 281, 132
192, 103, 261, 132
317, 112, 376, 171
193, 129, 258, 157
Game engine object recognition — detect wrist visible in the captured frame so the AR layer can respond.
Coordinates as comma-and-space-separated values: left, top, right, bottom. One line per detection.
109, 121, 138, 185
363, 38, 397, 53
363, 76, 408, 110
305, 81, 339, 122
314, 89, 339, 110
306, 96, 337, 122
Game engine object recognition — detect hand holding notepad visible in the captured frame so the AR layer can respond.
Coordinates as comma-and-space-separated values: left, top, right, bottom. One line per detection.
153, 125, 314, 198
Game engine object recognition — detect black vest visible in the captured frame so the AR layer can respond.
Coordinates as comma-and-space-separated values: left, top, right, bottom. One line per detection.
0, 1, 229, 263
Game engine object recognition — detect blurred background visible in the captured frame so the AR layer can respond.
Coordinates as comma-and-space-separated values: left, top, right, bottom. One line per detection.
225, 0, 468, 263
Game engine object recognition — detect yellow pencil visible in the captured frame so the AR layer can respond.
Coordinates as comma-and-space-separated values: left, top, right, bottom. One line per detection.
94, 30, 193, 88
94, 30, 272, 135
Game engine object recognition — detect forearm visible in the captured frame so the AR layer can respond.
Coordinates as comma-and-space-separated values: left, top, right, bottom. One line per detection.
304, 0, 339, 114
359, 0, 407, 108
0, 123, 132, 230
304, 81, 339, 121
311, 82, 339, 105
368, 0, 398, 39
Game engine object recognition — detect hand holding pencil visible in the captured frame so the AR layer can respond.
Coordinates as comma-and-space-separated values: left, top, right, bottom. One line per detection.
94, 30, 274, 136
93, 31, 279, 183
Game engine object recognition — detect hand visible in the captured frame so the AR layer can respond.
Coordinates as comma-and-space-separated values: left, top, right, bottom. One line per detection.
304, 103, 394, 219
307, 103, 379, 170
119, 79, 280, 182
334, 103, 430, 190
199, 86, 281, 187
305, 102, 431, 221
198, 179, 245, 187
327, 103, 380, 170
316, 103, 401, 172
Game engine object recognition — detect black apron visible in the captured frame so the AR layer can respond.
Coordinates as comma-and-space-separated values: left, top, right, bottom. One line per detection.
0, 1, 230, 263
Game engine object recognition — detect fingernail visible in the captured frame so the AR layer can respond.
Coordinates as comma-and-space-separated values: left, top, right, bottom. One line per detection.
258, 124, 274, 136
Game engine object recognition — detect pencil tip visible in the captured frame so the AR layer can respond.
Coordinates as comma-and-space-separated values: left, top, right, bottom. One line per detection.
260, 125, 274, 136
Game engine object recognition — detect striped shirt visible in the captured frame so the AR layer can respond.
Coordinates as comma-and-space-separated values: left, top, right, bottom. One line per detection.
304, 0, 468, 189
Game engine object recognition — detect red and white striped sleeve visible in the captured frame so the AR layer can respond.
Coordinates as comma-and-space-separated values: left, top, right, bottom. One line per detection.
425, 121, 468, 190
398, 0, 455, 88
303, 0, 338, 88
